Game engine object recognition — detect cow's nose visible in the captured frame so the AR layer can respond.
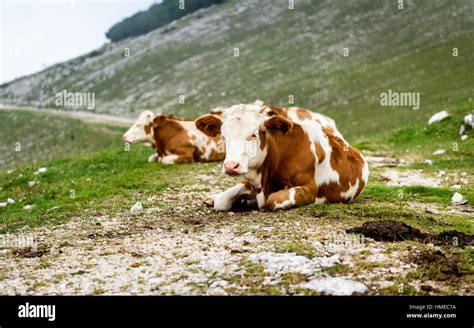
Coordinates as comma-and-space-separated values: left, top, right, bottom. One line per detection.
224, 161, 240, 175
122, 135, 129, 142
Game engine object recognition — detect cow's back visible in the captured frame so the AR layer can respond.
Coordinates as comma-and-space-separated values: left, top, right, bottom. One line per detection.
301, 121, 368, 204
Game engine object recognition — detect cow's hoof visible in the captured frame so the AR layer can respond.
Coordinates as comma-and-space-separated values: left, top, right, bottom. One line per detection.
203, 198, 214, 207
148, 153, 159, 162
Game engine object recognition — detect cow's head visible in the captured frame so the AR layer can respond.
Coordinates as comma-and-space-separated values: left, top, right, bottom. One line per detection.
196, 104, 293, 176
123, 110, 155, 145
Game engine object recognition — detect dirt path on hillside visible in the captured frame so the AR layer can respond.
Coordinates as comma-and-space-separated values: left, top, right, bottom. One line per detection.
0, 159, 472, 296
0, 105, 135, 127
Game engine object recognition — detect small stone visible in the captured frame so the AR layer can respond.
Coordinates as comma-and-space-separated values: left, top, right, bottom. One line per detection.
461, 135, 468, 141
451, 184, 461, 190
300, 277, 368, 295
130, 202, 143, 213
0, 202, 7, 207
7, 198, 15, 204
451, 192, 467, 205
428, 111, 449, 125
432, 149, 446, 156
33, 167, 48, 175
424, 159, 433, 166
425, 208, 440, 215
23, 205, 35, 210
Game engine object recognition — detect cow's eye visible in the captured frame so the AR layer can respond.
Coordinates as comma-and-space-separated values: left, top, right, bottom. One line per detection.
247, 134, 257, 141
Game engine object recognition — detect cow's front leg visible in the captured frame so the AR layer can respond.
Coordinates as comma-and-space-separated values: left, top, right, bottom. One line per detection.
160, 154, 194, 164
148, 153, 160, 162
265, 186, 316, 211
204, 181, 254, 212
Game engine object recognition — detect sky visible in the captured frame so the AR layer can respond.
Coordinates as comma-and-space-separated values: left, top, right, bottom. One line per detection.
0, 0, 156, 84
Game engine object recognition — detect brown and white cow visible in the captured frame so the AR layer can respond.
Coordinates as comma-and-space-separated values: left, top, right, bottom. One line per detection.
123, 110, 225, 164
195, 104, 368, 211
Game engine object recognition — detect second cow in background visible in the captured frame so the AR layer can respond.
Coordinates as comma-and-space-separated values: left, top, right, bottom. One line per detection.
123, 110, 225, 164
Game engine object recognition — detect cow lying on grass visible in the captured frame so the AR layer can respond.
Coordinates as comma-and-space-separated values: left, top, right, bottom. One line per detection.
195, 104, 368, 211
123, 110, 225, 164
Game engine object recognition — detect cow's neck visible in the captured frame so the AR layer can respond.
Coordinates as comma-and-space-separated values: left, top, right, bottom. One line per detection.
241, 132, 281, 196
259, 126, 309, 197
146, 124, 156, 148
260, 133, 282, 195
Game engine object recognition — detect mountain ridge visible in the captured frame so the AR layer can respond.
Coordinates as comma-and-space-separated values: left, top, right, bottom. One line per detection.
1, 0, 473, 138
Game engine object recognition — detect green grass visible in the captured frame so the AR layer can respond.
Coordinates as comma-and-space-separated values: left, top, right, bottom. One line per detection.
0, 144, 197, 233
0, 110, 125, 169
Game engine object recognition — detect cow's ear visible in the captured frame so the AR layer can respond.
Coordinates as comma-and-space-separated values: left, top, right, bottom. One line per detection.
195, 114, 222, 137
152, 115, 167, 128
264, 116, 293, 135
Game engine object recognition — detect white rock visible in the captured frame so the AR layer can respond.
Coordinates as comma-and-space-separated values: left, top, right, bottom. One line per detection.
28, 181, 37, 187
428, 111, 449, 125
23, 205, 35, 210
7, 170, 13, 174
437, 170, 446, 177
451, 184, 461, 190
461, 135, 468, 141
248, 252, 338, 275
425, 208, 440, 215
424, 159, 433, 166
209, 280, 230, 289
0, 202, 7, 207
432, 149, 446, 156
381, 169, 441, 187
130, 202, 143, 213
464, 113, 473, 128
300, 277, 368, 295
451, 192, 467, 205
7, 198, 15, 204
33, 167, 48, 175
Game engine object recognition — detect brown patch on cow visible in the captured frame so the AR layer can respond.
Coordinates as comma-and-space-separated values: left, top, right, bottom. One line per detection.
258, 128, 266, 150
259, 123, 318, 208
195, 114, 222, 137
265, 106, 288, 118
315, 142, 325, 163
296, 108, 312, 120
152, 115, 194, 163
264, 116, 293, 135
160, 114, 193, 121
209, 107, 225, 115
316, 127, 365, 203
193, 136, 225, 162
144, 124, 152, 135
